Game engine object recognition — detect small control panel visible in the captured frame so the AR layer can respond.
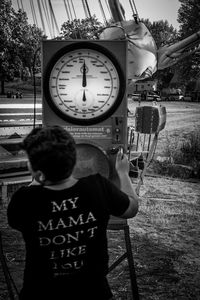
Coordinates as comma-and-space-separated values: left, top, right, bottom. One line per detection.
111, 116, 124, 144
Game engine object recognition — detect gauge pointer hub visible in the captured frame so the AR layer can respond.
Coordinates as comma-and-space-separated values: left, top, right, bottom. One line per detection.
82, 90, 86, 102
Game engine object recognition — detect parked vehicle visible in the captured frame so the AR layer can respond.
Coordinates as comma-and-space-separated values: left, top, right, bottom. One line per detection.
161, 87, 184, 101
140, 91, 161, 101
129, 93, 141, 101
146, 91, 161, 101
162, 94, 184, 101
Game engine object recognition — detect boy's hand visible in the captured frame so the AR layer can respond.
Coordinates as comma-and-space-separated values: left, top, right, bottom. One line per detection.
115, 148, 129, 175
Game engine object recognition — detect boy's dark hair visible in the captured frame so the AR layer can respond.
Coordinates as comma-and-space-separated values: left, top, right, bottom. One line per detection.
21, 126, 76, 182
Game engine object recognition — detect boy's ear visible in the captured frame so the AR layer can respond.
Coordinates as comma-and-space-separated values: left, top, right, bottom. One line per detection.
34, 170, 46, 184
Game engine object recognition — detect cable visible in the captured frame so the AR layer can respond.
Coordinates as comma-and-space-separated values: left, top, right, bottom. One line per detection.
33, 47, 41, 129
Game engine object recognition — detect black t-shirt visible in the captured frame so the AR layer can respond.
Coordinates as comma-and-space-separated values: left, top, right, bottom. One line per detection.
7, 174, 129, 299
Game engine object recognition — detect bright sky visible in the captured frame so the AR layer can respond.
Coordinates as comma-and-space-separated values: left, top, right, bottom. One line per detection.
12, 0, 180, 38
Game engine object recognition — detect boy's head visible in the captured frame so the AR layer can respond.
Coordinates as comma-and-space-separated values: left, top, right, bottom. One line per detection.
21, 126, 76, 183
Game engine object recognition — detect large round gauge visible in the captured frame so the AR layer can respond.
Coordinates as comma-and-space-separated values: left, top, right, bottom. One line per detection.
43, 42, 126, 125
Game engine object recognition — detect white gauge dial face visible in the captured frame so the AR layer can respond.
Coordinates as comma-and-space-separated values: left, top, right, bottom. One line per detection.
48, 48, 121, 121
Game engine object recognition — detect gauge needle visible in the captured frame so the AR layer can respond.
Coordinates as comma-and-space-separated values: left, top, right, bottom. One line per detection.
82, 90, 86, 102
82, 60, 87, 87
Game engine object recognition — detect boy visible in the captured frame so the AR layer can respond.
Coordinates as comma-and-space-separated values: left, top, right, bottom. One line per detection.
7, 125, 140, 300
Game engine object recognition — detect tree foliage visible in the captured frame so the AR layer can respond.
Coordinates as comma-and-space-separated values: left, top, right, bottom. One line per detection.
0, 0, 45, 93
142, 19, 178, 48
176, 0, 200, 85
60, 16, 104, 40
142, 19, 178, 89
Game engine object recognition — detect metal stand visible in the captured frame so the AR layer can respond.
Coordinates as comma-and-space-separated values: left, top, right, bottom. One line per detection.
0, 231, 19, 300
108, 217, 139, 300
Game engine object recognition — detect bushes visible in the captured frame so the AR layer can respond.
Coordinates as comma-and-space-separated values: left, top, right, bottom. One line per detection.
152, 130, 200, 179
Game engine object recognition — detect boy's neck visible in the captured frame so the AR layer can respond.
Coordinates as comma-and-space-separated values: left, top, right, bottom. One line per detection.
43, 175, 78, 190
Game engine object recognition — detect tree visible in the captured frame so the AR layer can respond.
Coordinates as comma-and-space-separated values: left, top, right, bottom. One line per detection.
0, 0, 46, 94
142, 19, 178, 49
176, 0, 200, 85
142, 19, 179, 90
60, 16, 104, 40
0, 0, 15, 94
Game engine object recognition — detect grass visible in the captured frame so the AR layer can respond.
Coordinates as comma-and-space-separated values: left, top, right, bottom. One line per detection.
151, 130, 200, 179
4, 79, 41, 94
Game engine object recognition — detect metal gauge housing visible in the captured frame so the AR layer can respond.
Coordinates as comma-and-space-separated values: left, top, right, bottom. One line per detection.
43, 42, 126, 125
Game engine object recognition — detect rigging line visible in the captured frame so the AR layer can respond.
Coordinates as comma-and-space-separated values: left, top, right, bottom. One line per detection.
98, 0, 107, 24
30, 0, 38, 27
84, 0, 92, 19
37, 0, 47, 35
129, 0, 135, 15
16, 0, 20, 10
104, 0, 111, 21
20, 0, 24, 11
82, 0, 89, 18
43, 0, 53, 36
66, 0, 73, 21
70, 0, 77, 19
30, 0, 36, 25
44, 0, 54, 38
48, 0, 60, 36
48, 0, 55, 37
131, 0, 139, 18
63, 0, 70, 20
